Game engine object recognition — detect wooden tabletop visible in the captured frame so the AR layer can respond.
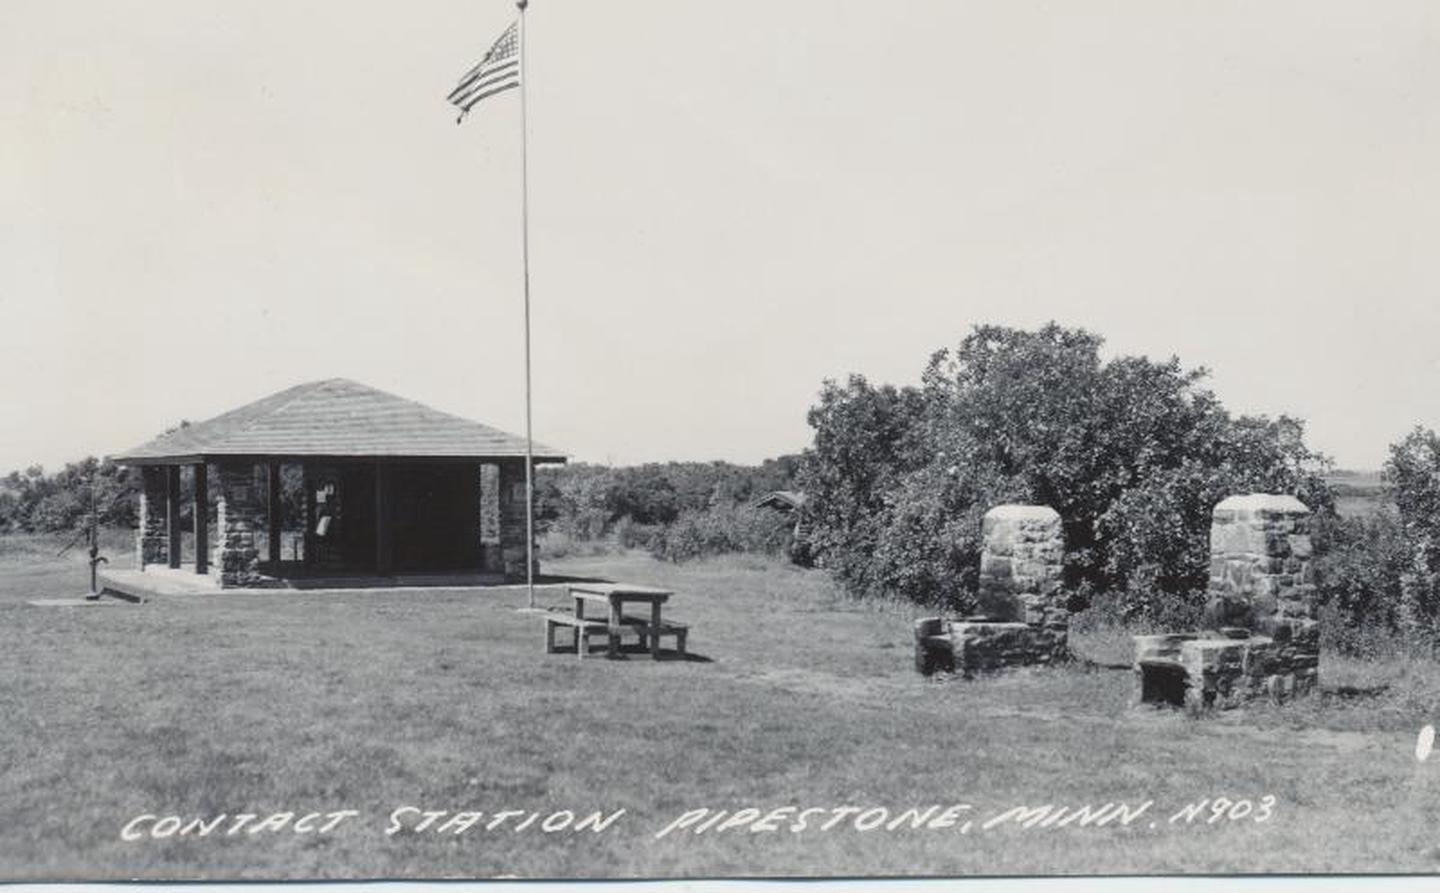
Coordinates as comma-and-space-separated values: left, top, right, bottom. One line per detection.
569, 583, 673, 600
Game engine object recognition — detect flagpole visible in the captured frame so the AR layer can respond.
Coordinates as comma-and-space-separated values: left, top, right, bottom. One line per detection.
517, 0, 536, 609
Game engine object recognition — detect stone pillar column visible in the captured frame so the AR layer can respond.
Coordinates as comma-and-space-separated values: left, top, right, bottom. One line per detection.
497, 460, 537, 578
215, 461, 263, 587
480, 463, 503, 573
973, 501, 1065, 662
977, 505, 1065, 622
1204, 494, 1317, 631
136, 466, 168, 569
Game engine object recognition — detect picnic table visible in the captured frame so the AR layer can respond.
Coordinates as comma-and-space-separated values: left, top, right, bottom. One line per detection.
542, 582, 688, 659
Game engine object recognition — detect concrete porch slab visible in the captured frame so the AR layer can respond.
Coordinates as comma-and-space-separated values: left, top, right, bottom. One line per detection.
27, 597, 134, 607
100, 565, 530, 600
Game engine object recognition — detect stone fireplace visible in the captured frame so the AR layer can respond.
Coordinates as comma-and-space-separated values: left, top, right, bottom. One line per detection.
914, 504, 1070, 677
1134, 494, 1320, 712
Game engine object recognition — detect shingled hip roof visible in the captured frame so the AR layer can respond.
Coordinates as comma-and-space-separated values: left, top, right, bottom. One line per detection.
112, 378, 567, 464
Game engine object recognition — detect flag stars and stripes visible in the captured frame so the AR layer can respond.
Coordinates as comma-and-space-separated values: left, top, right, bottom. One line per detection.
448, 21, 521, 123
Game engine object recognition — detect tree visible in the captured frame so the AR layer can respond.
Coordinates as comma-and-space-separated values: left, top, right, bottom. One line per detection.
795, 374, 928, 596
1384, 427, 1440, 637
0, 456, 138, 534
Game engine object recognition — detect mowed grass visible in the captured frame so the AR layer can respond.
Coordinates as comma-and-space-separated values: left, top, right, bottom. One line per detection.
3, 538, 1440, 880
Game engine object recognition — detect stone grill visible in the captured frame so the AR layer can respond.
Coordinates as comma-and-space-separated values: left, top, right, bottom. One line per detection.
915, 504, 1069, 677
1134, 494, 1320, 712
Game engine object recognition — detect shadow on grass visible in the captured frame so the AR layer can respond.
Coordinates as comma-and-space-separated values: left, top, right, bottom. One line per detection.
535, 573, 614, 585
545, 642, 715, 663
1324, 682, 1391, 700
1074, 658, 1133, 671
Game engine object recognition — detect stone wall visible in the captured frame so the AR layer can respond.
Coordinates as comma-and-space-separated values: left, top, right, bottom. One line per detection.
136, 466, 168, 568
214, 461, 264, 588
479, 463, 504, 574
497, 460, 539, 579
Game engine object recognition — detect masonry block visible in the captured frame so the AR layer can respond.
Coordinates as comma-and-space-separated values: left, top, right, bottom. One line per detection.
1137, 494, 1320, 713
976, 505, 1064, 622
136, 466, 168, 568
497, 460, 539, 579
214, 461, 264, 588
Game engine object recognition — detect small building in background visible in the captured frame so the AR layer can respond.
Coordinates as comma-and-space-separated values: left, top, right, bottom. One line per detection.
111, 378, 565, 589
753, 490, 807, 515
752, 490, 813, 566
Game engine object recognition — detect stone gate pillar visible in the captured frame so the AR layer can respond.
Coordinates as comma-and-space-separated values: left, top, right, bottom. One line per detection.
136, 466, 168, 568
214, 461, 263, 587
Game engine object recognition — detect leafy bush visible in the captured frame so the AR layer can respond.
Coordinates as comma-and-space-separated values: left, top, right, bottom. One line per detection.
537, 530, 617, 561
649, 505, 793, 563
0, 457, 138, 534
1380, 428, 1440, 641
530, 458, 805, 564
1311, 511, 1408, 648
798, 322, 1334, 613
612, 517, 664, 551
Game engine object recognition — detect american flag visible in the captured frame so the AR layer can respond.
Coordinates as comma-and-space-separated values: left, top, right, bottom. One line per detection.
447, 21, 520, 123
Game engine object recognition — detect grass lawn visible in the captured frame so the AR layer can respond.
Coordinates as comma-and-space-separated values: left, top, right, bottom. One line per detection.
3, 534, 1440, 880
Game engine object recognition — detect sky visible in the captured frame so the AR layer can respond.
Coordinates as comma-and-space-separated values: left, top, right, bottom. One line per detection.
1, 0, 1437, 473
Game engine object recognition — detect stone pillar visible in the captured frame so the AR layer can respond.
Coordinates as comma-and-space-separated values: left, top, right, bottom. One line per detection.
1204, 494, 1316, 632
136, 466, 168, 569
480, 463, 503, 573
976, 505, 1065, 625
214, 461, 263, 587
497, 460, 538, 578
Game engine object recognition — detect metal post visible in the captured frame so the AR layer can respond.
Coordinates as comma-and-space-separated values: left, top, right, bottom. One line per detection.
518, 0, 536, 608
86, 463, 102, 598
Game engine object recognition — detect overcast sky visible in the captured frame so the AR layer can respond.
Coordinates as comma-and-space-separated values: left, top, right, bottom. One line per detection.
2, 1, 1436, 473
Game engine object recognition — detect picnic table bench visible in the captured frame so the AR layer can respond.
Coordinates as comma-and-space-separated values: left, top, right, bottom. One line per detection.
542, 583, 688, 659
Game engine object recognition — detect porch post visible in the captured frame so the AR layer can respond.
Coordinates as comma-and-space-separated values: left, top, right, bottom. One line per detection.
374, 462, 393, 574
193, 463, 209, 575
303, 463, 316, 567
165, 465, 182, 569
267, 461, 282, 567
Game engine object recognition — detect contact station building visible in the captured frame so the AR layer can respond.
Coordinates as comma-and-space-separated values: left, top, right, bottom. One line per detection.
108, 378, 565, 591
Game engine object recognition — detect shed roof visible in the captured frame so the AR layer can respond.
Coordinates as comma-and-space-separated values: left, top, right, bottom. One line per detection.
753, 490, 807, 511
113, 378, 567, 464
